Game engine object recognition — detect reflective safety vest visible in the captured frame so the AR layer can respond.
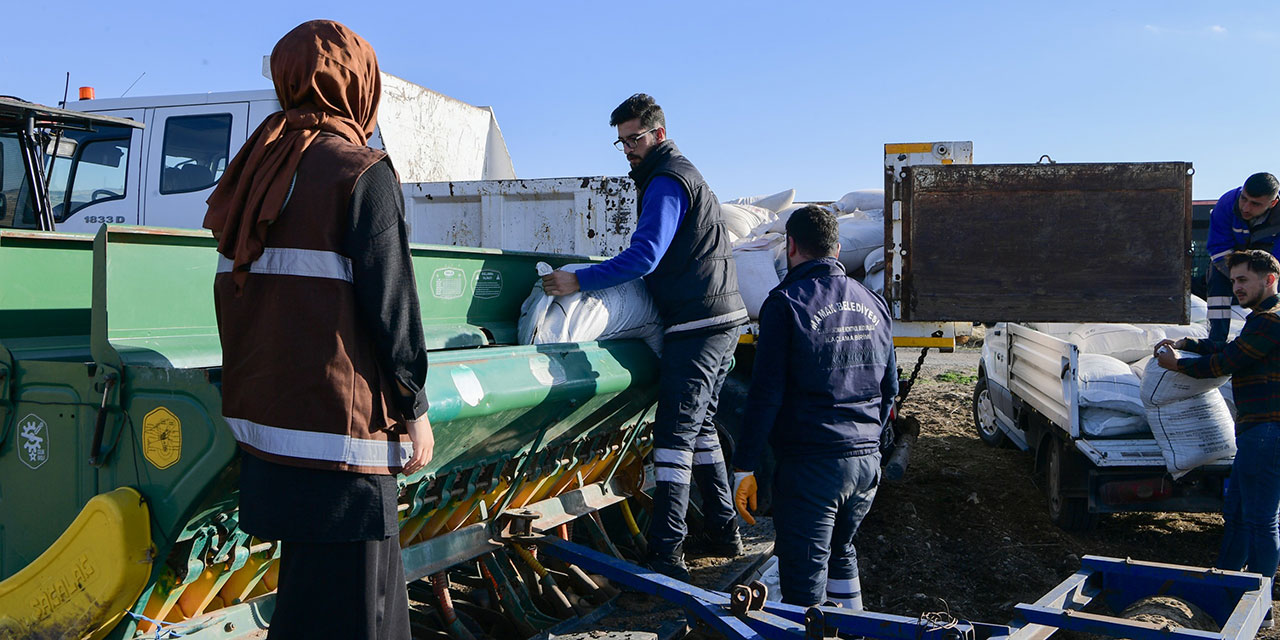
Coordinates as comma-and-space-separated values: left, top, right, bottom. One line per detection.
215, 134, 409, 474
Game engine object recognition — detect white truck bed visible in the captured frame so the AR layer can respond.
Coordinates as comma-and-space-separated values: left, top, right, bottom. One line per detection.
1005, 323, 1232, 470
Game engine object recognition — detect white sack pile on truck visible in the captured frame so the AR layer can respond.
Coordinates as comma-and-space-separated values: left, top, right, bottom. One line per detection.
1029, 300, 1241, 475
726, 188, 888, 320
515, 187, 892, 348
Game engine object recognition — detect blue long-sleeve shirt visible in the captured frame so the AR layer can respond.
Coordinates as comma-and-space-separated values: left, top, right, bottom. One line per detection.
575, 176, 687, 291
1207, 186, 1280, 272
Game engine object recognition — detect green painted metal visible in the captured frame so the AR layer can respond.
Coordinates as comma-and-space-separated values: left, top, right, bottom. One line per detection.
0, 229, 94, 350
0, 225, 659, 639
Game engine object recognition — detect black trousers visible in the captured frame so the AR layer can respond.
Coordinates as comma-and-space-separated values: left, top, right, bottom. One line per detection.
648, 327, 740, 558
269, 535, 411, 640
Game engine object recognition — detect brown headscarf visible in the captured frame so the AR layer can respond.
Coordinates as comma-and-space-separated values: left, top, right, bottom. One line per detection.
203, 20, 383, 288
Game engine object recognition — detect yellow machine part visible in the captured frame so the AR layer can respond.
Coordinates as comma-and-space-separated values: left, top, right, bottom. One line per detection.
0, 487, 153, 640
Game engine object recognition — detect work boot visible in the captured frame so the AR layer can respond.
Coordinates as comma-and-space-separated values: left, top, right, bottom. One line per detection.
684, 526, 744, 559
641, 553, 692, 583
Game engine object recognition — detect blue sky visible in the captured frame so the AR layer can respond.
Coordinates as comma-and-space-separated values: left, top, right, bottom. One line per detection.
4, 1, 1275, 201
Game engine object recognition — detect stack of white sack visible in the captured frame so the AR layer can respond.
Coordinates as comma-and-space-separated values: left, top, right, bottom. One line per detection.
862, 247, 886, 296
1140, 353, 1234, 478
1026, 322, 1083, 338
517, 264, 663, 354
1073, 354, 1148, 436
1067, 324, 1153, 363
831, 189, 884, 215
725, 189, 795, 319
727, 188, 891, 318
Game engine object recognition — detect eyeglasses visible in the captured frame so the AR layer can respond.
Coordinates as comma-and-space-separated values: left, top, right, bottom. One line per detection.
613, 128, 657, 151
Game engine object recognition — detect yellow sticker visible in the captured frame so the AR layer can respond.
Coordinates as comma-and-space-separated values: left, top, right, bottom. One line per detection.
142, 407, 182, 470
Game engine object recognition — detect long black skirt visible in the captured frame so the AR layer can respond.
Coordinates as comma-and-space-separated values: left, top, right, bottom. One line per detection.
237, 451, 410, 640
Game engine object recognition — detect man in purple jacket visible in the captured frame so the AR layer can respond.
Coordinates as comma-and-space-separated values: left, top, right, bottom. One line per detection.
733, 205, 897, 608
1206, 173, 1280, 343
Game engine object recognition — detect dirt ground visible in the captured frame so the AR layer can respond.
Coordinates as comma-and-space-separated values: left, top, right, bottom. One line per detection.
431, 343, 1274, 639
853, 346, 1275, 636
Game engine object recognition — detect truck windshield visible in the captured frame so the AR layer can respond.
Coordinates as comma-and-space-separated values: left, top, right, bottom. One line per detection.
45, 125, 132, 223
0, 133, 38, 229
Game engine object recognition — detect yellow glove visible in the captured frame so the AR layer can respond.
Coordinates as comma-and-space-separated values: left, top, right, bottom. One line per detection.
734, 471, 757, 525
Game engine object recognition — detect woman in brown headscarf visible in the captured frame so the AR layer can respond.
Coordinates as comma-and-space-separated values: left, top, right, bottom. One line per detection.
204, 20, 431, 640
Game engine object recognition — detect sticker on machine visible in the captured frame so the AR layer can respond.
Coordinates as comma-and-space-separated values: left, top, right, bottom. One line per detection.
452, 366, 485, 407
143, 407, 182, 470
431, 267, 466, 300
473, 269, 503, 300
529, 355, 568, 386
18, 414, 48, 469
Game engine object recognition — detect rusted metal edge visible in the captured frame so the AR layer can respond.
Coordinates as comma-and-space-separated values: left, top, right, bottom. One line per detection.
402, 475, 631, 582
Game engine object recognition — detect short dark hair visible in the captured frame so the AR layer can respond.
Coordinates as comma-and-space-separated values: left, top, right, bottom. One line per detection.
785, 205, 840, 257
1243, 172, 1279, 199
1227, 250, 1280, 277
610, 93, 665, 129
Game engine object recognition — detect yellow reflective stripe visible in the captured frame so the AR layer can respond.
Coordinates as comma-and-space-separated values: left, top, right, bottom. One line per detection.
893, 337, 956, 348
885, 143, 935, 154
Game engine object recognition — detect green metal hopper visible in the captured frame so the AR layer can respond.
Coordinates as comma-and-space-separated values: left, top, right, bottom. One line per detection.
0, 226, 659, 639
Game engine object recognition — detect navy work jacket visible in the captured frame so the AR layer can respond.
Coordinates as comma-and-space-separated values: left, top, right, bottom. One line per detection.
733, 257, 897, 473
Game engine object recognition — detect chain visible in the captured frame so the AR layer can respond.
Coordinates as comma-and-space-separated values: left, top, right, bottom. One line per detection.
896, 347, 931, 411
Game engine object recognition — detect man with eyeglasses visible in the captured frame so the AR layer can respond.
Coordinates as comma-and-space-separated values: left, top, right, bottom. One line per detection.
542, 93, 748, 581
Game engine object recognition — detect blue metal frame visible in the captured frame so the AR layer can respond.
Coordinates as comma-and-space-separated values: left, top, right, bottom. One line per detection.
534, 536, 1271, 640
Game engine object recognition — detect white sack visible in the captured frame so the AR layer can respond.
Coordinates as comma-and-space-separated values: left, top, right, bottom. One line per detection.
1136, 324, 1208, 351
1229, 318, 1246, 341
733, 232, 788, 279
1074, 354, 1145, 415
518, 264, 663, 354
1145, 391, 1236, 478
725, 189, 795, 213
1219, 381, 1236, 419
1190, 295, 1208, 325
1028, 322, 1084, 338
1080, 407, 1150, 437
1141, 351, 1229, 406
836, 215, 884, 274
833, 189, 884, 214
863, 247, 885, 274
1068, 324, 1152, 363
1157, 324, 1210, 343
734, 248, 782, 320
1130, 355, 1152, 379
721, 203, 773, 243
768, 203, 806, 234
862, 269, 885, 296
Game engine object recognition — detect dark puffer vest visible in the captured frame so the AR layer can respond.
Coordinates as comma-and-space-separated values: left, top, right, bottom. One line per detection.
629, 140, 747, 334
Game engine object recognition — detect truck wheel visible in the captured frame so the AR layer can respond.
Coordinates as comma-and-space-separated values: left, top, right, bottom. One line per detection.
1120, 596, 1218, 632
972, 377, 1007, 447
1046, 439, 1098, 531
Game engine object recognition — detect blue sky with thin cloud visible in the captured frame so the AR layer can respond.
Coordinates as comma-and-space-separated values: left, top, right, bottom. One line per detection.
5, 1, 1275, 202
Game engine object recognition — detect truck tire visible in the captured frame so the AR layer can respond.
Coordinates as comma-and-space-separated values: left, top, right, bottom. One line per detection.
1046, 439, 1098, 531
972, 377, 1007, 448
1120, 596, 1218, 632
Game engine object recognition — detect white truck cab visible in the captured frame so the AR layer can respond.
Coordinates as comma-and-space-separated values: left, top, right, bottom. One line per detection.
32, 72, 517, 234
